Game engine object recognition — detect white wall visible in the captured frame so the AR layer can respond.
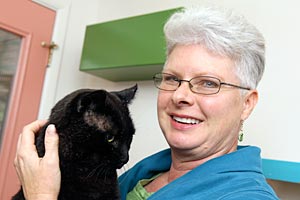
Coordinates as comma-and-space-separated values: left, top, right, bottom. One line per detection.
38, 0, 300, 198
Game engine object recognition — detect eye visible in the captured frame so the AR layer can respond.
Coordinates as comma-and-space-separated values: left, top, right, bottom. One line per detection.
193, 77, 219, 88
106, 135, 115, 143
202, 80, 219, 88
163, 74, 179, 85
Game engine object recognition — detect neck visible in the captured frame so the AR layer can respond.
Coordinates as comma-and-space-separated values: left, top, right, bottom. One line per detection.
167, 144, 237, 183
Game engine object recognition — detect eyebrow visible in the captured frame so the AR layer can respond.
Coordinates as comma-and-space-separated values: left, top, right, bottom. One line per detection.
162, 70, 225, 80
161, 70, 179, 77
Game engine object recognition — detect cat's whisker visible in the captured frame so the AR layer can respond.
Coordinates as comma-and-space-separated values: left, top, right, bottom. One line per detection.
86, 164, 104, 179
96, 167, 110, 183
103, 170, 108, 183
118, 164, 132, 185
121, 163, 130, 173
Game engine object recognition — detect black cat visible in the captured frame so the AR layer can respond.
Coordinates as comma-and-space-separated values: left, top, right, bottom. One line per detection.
13, 85, 137, 200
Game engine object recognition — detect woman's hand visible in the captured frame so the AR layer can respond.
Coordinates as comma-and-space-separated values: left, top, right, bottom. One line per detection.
14, 120, 61, 200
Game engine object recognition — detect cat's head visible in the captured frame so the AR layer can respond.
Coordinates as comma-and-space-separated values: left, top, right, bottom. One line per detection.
54, 84, 137, 170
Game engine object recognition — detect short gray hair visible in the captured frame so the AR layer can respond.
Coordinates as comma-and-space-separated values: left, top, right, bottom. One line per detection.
163, 7, 265, 89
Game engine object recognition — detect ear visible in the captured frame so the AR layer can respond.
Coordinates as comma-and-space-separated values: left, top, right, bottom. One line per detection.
77, 90, 107, 113
241, 89, 258, 121
113, 84, 138, 104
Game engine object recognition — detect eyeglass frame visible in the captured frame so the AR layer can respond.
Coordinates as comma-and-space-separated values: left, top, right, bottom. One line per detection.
153, 72, 251, 95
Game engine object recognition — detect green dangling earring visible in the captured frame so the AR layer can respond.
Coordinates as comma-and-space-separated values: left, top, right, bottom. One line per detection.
239, 121, 244, 142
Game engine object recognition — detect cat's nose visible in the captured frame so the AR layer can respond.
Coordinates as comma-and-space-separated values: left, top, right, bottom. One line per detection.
116, 154, 129, 169
120, 155, 129, 164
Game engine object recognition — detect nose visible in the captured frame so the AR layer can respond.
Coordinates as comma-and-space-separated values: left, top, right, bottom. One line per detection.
172, 81, 194, 106
115, 153, 129, 169
120, 152, 129, 164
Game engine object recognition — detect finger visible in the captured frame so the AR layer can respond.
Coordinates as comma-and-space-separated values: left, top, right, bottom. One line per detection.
17, 120, 48, 163
43, 124, 59, 164
16, 133, 22, 154
14, 134, 25, 183
20, 120, 48, 149
14, 134, 22, 164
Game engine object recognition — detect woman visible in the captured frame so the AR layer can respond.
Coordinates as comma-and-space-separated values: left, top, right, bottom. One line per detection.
119, 7, 277, 200
14, 7, 278, 200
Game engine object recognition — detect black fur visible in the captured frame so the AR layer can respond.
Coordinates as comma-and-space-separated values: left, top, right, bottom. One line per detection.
12, 85, 137, 200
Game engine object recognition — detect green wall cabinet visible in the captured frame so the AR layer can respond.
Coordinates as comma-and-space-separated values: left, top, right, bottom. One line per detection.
80, 8, 180, 81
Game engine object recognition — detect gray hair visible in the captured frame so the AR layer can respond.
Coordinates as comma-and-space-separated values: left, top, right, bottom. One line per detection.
163, 7, 265, 89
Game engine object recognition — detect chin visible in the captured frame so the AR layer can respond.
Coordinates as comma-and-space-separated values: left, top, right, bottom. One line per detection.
167, 137, 200, 151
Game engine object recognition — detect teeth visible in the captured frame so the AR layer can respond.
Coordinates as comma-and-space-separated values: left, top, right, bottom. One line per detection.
173, 116, 200, 124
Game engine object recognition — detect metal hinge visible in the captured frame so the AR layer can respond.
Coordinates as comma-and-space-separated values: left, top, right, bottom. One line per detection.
41, 41, 58, 67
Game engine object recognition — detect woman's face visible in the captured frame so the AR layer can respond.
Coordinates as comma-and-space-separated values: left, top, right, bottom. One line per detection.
157, 44, 257, 160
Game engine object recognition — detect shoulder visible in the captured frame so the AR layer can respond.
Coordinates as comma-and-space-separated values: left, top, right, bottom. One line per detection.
220, 190, 279, 200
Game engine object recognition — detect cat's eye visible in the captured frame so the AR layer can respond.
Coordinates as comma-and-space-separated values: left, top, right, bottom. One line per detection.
106, 135, 115, 143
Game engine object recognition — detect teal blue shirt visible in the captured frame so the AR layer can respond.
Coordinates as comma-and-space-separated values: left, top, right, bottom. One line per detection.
119, 146, 279, 200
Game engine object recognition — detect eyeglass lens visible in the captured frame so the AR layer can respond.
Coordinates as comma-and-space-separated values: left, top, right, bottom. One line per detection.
153, 73, 221, 94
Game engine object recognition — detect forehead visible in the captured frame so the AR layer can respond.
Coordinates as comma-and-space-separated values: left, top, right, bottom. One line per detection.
164, 44, 236, 80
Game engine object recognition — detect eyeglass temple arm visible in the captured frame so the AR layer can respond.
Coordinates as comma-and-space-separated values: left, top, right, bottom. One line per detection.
220, 82, 251, 90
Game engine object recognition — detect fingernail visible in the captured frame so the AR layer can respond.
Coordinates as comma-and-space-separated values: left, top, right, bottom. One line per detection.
47, 124, 56, 134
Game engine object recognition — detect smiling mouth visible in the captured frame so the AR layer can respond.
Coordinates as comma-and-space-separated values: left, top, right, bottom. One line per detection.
172, 116, 202, 125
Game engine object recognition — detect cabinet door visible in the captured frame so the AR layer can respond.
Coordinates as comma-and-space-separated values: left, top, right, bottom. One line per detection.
0, 0, 56, 199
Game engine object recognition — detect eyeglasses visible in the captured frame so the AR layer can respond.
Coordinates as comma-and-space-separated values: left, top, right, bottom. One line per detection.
153, 73, 251, 95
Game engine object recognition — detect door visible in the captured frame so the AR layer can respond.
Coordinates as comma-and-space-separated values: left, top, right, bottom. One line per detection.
0, 0, 56, 199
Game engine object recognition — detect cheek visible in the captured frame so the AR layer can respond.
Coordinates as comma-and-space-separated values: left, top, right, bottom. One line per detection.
157, 92, 173, 131
157, 91, 169, 113
201, 94, 243, 123
198, 96, 243, 148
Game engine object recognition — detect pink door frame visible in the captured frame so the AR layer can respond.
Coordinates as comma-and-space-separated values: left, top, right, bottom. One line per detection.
0, 1, 56, 199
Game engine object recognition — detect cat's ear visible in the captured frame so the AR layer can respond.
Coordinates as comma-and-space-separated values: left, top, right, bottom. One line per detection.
77, 91, 107, 113
113, 84, 138, 105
